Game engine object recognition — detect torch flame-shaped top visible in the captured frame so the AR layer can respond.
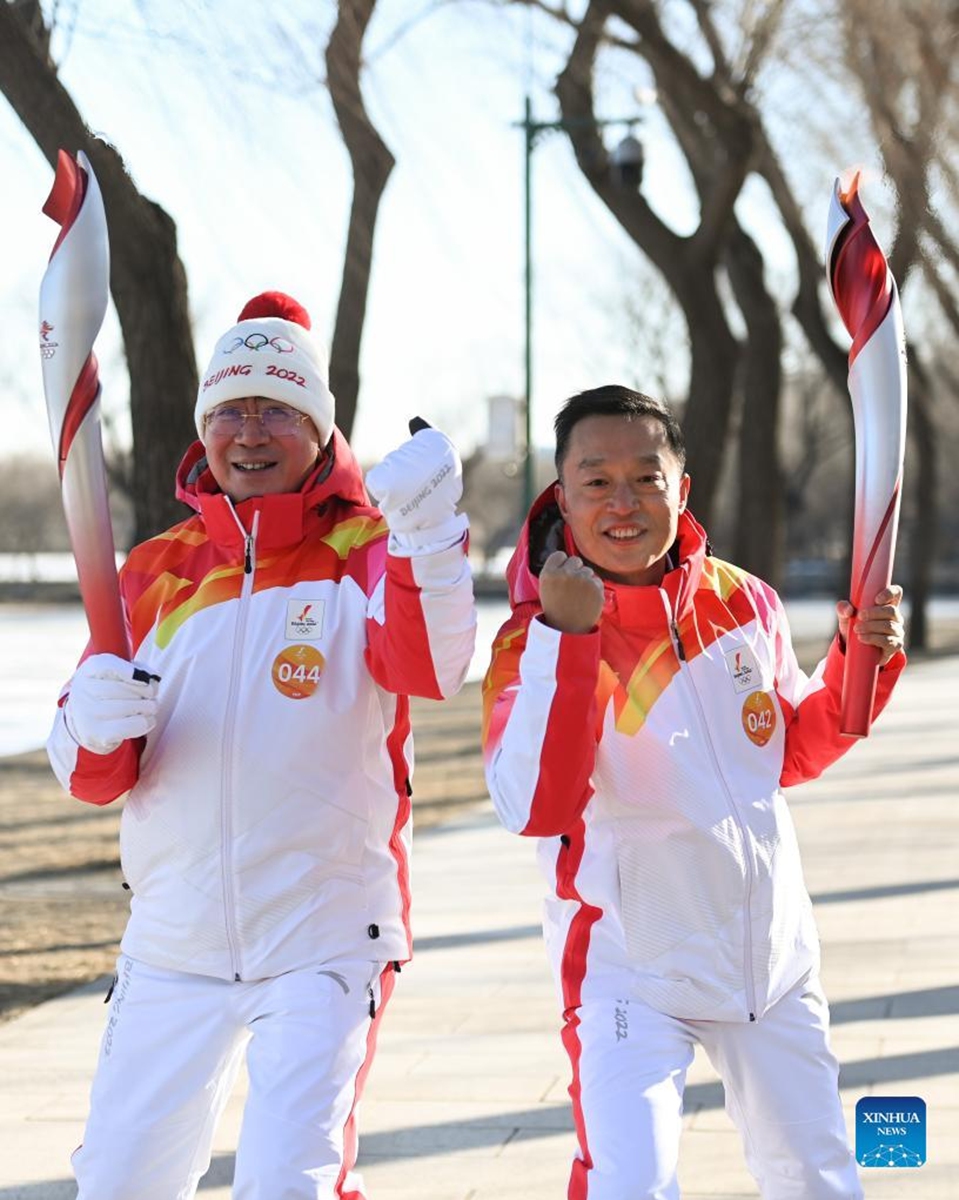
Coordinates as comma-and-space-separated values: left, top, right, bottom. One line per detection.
43, 149, 90, 260
827, 173, 894, 366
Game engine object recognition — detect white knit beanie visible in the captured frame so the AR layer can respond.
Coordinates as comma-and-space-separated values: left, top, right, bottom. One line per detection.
194, 292, 335, 443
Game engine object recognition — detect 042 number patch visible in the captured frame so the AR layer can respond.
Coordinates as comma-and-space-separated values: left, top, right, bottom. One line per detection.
741, 691, 777, 747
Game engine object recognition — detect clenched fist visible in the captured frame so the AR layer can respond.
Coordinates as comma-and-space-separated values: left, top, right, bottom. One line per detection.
539, 550, 605, 635
365, 421, 468, 555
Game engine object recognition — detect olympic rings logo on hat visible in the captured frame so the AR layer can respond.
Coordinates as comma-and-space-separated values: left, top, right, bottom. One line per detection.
224, 333, 295, 354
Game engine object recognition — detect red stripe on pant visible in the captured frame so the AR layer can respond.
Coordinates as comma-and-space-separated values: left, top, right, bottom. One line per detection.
336, 963, 398, 1200
556, 820, 602, 1199
562, 1007, 594, 1200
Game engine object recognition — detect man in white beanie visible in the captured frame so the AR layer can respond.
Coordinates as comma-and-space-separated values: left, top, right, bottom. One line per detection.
47, 291, 477, 1200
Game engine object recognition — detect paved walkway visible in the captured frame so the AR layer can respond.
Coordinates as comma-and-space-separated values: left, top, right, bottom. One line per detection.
0, 655, 955, 1199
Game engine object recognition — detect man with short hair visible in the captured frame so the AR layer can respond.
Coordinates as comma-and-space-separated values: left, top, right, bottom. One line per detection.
48, 291, 476, 1199
482, 384, 904, 1199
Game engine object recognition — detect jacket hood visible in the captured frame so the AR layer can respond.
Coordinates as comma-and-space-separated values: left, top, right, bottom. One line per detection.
505, 481, 710, 620
173, 426, 372, 550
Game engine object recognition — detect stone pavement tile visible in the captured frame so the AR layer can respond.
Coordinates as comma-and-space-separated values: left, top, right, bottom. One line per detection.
359, 1097, 573, 1134
466, 1125, 574, 1191
873, 1015, 959, 1043
821, 973, 905, 1003
0, 1122, 81, 1197
349, 1049, 430, 1080
683, 1103, 739, 1132
855, 1165, 957, 1198
819, 939, 929, 970
902, 936, 959, 966
817, 901, 958, 941
538, 1075, 575, 1105
393, 1036, 561, 1073
452, 1004, 564, 1036
14, 1095, 91, 1124
676, 1128, 754, 1193
828, 1031, 887, 1062
357, 1136, 564, 1198
890, 967, 959, 988
365, 1069, 559, 1105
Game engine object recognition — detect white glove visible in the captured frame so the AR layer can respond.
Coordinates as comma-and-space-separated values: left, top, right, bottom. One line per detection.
366, 424, 468, 552
63, 653, 160, 755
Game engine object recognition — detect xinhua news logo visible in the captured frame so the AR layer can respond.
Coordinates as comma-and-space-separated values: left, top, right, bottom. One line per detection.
855, 1096, 925, 1168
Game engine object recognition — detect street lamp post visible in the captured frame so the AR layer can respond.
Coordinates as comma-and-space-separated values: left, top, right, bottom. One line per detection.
517, 97, 645, 521
523, 95, 536, 523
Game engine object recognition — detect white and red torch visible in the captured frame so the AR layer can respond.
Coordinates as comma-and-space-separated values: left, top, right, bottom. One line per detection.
825, 173, 908, 737
39, 149, 130, 660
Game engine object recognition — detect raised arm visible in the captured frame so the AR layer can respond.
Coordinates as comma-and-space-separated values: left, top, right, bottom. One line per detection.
482, 551, 604, 836
364, 423, 476, 699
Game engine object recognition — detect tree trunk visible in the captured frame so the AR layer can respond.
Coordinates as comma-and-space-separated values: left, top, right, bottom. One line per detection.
0, 0, 198, 543
904, 351, 936, 650
325, 0, 395, 441
554, 3, 743, 527
677, 278, 740, 525
725, 225, 784, 585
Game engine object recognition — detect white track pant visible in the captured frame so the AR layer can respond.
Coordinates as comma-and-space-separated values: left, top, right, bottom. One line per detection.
562, 974, 862, 1199
73, 954, 395, 1200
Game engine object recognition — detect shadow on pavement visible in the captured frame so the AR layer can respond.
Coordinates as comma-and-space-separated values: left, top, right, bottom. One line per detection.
415, 924, 542, 953
812, 877, 959, 905
831, 984, 959, 1022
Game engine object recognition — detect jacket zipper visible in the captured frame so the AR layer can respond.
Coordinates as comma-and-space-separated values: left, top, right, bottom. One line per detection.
220, 506, 259, 980
668, 605, 758, 1021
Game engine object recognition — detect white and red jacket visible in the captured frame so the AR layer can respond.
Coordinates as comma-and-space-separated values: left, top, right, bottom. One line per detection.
48, 432, 476, 982
482, 490, 903, 1023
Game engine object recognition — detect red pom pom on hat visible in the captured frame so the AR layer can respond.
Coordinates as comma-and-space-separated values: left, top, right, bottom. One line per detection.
236, 291, 311, 330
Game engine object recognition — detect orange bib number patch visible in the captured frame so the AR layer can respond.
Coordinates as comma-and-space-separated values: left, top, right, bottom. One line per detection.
741, 691, 776, 747
272, 644, 326, 700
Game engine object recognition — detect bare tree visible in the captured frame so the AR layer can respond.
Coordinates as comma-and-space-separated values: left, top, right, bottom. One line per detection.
553, 1, 747, 535
326, 0, 395, 440
2, 0, 398, 537
0, 0, 197, 543
542, 0, 800, 580
516, 0, 959, 612
836, 0, 959, 647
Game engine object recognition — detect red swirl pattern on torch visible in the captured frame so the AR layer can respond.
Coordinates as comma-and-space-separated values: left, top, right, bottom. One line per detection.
57, 353, 101, 479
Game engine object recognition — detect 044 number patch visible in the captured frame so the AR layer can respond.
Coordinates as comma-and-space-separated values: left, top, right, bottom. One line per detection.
271, 644, 326, 699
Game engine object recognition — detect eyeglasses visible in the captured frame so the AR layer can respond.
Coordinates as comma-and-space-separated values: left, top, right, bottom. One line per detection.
204, 404, 311, 438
